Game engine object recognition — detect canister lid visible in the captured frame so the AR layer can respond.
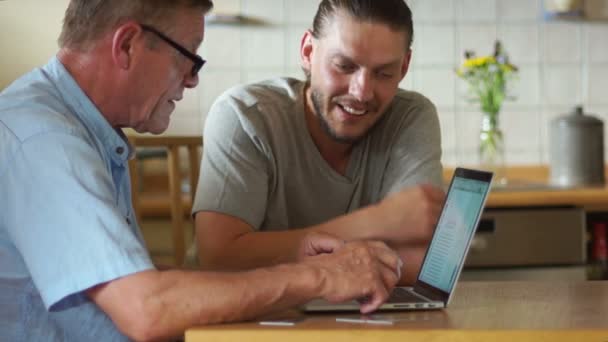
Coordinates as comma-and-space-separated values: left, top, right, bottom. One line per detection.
553, 106, 603, 127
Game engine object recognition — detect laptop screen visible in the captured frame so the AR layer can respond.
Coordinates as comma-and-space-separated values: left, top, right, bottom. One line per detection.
417, 175, 491, 293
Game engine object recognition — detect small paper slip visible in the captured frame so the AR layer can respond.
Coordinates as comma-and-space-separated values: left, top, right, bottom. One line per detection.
336, 314, 410, 325
258, 317, 304, 326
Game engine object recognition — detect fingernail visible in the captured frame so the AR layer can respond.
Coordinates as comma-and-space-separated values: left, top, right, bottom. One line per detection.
397, 257, 404, 279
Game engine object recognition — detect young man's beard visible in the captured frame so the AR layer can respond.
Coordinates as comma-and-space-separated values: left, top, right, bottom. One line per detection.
310, 89, 362, 144
310, 88, 385, 145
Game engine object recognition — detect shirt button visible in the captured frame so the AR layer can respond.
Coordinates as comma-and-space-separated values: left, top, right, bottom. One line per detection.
116, 147, 125, 155
126, 217, 131, 225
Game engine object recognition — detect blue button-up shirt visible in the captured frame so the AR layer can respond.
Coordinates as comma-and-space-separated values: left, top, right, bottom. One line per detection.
0, 57, 154, 341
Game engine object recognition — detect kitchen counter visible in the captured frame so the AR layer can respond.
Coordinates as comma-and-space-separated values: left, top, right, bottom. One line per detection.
487, 185, 608, 209
445, 166, 608, 211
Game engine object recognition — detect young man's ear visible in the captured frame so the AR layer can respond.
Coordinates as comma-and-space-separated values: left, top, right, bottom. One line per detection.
300, 30, 315, 74
111, 21, 142, 70
400, 49, 412, 80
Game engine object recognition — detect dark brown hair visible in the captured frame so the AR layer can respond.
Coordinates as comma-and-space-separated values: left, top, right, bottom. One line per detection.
58, 0, 213, 50
311, 0, 414, 49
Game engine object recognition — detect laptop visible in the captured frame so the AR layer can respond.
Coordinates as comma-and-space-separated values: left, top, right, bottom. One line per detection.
302, 167, 493, 312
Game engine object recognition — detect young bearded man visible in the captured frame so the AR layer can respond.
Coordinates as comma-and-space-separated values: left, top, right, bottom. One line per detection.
193, 0, 445, 285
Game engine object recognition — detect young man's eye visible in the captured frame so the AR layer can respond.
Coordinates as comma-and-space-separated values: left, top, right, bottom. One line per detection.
377, 71, 394, 79
335, 63, 355, 73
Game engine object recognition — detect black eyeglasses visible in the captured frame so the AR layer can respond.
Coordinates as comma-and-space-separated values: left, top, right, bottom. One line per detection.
141, 24, 206, 77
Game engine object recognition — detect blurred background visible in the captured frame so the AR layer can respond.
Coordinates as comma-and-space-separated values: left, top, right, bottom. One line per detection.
2, 0, 608, 166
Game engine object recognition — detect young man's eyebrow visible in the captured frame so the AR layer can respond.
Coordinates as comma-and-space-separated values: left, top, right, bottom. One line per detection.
330, 53, 401, 70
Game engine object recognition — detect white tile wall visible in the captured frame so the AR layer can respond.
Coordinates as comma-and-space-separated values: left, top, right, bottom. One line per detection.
413, 67, 456, 108
510, 65, 541, 106
169, 0, 608, 166
242, 28, 286, 68
285, 0, 322, 24
542, 23, 582, 63
286, 25, 309, 69
498, 0, 541, 21
438, 111, 457, 162
502, 111, 542, 163
410, 0, 456, 23
542, 66, 583, 105
242, 0, 285, 24
588, 66, 608, 105
243, 68, 285, 84
586, 24, 608, 63
499, 25, 540, 64
200, 26, 242, 68
412, 25, 456, 66
457, 24, 499, 58
458, 0, 497, 22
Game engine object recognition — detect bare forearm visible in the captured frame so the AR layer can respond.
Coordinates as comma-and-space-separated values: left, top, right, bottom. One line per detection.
394, 244, 428, 285
157, 266, 316, 324
98, 266, 319, 340
199, 205, 385, 271
199, 229, 311, 270
313, 202, 387, 240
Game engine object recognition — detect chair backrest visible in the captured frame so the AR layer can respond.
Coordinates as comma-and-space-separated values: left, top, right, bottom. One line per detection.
128, 135, 203, 266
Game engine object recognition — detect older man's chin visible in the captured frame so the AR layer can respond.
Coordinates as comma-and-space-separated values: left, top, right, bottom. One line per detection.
132, 118, 170, 135
134, 109, 174, 134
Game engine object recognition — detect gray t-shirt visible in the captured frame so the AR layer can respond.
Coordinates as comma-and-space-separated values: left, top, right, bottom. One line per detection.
193, 77, 442, 231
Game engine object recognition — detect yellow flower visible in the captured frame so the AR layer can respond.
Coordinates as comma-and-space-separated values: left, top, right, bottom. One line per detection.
455, 41, 518, 116
500, 64, 517, 72
463, 56, 495, 69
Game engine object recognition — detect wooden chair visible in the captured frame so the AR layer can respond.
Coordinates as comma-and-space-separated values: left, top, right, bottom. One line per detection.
128, 135, 202, 266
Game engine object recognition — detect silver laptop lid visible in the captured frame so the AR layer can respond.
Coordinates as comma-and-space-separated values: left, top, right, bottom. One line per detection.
413, 167, 493, 305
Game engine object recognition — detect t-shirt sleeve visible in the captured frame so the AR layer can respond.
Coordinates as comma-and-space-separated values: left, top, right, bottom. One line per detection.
2, 132, 154, 310
380, 94, 443, 197
192, 94, 270, 229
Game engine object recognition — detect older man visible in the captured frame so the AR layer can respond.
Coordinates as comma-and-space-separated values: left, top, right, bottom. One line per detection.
0, 1, 400, 341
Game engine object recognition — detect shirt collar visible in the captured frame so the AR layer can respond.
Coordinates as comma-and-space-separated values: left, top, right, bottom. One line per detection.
44, 56, 132, 164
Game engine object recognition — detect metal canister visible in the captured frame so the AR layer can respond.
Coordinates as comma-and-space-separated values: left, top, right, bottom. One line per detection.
549, 106, 605, 187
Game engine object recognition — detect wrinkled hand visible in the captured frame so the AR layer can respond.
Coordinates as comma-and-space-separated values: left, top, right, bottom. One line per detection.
377, 184, 445, 245
296, 231, 345, 261
302, 240, 401, 314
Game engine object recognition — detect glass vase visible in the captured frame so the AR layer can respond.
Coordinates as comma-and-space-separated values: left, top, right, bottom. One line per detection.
479, 113, 507, 185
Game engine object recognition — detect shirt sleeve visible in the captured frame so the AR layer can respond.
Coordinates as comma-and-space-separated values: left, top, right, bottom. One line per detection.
192, 94, 271, 229
2, 131, 153, 310
380, 94, 444, 197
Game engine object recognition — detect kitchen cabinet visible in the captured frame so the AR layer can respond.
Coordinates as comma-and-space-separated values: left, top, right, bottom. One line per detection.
444, 166, 608, 281
462, 207, 588, 281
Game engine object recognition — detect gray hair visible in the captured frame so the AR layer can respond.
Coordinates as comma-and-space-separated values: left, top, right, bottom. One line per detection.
58, 0, 213, 50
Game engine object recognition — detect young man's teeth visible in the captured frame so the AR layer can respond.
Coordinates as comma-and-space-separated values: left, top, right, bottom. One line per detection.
342, 105, 366, 115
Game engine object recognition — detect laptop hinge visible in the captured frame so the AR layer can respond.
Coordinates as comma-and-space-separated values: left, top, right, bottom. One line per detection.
413, 282, 449, 302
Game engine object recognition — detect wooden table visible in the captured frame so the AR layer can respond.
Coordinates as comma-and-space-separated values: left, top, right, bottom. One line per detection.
186, 281, 608, 342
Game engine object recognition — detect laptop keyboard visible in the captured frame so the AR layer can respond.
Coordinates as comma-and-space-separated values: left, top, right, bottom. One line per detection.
386, 287, 427, 303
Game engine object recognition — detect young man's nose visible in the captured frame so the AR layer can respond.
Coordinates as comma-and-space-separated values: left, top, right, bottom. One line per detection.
348, 70, 374, 102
